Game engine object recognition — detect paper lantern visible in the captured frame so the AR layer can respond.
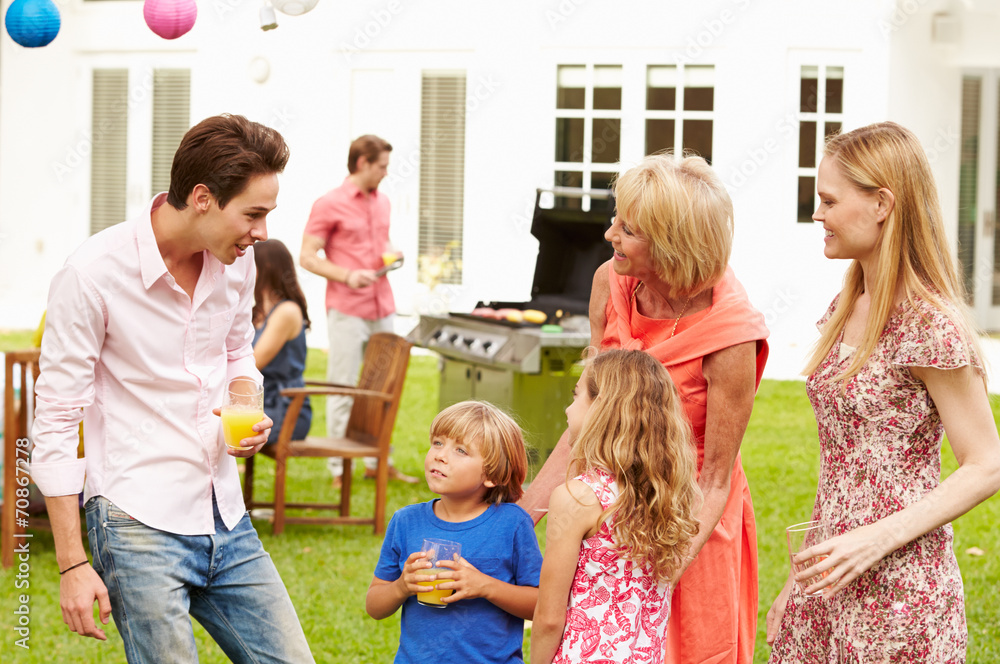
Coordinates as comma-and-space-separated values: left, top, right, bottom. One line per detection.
143, 0, 197, 40
4, 0, 60, 48
271, 0, 318, 16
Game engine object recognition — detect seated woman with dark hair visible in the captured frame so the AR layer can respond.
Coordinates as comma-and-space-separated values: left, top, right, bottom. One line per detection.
252, 238, 312, 444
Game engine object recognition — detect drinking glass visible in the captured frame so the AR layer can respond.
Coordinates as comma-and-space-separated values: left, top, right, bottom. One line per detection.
416, 538, 461, 608
221, 378, 264, 450
786, 520, 831, 598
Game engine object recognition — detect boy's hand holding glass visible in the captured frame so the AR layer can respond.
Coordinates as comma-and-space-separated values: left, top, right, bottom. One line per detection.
433, 555, 495, 605
415, 539, 462, 608
398, 550, 439, 598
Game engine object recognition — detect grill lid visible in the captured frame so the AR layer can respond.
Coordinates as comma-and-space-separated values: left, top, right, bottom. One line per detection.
478, 187, 614, 319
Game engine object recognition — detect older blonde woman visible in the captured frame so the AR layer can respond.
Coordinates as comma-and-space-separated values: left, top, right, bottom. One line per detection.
522, 154, 768, 664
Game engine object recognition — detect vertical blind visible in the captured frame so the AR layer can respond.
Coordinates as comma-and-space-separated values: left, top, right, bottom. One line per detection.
90, 68, 191, 235
418, 72, 467, 285
89, 69, 129, 235
151, 69, 191, 196
958, 76, 981, 301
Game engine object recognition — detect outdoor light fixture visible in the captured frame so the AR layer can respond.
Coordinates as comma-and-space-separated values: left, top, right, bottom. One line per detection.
4, 0, 60, 48
260, 2, 278, 30
143, 0, 198, 40
271, 0, 319, 17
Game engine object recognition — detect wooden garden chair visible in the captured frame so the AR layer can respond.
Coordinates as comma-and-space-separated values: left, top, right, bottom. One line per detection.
244, 332, 412, 535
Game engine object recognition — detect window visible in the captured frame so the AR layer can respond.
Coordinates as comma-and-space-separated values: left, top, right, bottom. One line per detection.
552, 63, 716, 211
645, 64, 715, 163
958, 76, 980, 299
89, 66, 191, 235
90, 69, 129, 235
796, 65, 844, 223
151, 69, 191, 196
417, 71, 466, 286
554, 64, 621, 209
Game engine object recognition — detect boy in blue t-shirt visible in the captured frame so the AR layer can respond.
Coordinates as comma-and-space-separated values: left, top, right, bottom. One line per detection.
366, 401, 543, 664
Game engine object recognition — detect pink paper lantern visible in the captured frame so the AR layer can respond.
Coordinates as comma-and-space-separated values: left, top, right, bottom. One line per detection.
143, 0, 197, 40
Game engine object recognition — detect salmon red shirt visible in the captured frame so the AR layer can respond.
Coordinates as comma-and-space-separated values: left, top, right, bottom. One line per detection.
303, 177, 395, 320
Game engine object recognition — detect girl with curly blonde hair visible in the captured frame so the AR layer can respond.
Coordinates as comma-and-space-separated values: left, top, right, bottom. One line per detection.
532, 349, 701, 664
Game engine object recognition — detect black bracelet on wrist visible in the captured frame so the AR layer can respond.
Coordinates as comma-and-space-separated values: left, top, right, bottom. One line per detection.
59, 560, 90, 575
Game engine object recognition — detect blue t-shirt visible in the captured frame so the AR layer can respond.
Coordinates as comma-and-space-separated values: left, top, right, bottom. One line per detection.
374, 500, 543, 664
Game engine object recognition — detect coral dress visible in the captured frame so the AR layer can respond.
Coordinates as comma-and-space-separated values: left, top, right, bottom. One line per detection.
770, 296, 978, 663
553, 468, 671, 664
603, 264, 769, 664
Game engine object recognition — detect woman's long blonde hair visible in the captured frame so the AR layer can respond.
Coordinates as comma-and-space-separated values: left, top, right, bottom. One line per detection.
804, 121, 982, 380
569, 349, 701, 584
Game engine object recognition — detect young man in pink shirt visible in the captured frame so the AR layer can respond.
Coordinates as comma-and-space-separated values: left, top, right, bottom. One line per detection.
30, 115, 314, 663
300, 134, 417, 487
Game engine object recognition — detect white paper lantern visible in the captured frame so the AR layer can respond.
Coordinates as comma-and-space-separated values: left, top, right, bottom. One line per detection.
271, 0, 318, 16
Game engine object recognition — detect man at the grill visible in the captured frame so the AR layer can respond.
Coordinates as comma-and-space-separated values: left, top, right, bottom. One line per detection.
521, 153, 769, 664
300, 134, 418, 487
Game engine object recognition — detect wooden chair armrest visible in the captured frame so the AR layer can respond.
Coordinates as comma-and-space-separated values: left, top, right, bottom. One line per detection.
304, 379, 354, 389
280, 386, 393, 403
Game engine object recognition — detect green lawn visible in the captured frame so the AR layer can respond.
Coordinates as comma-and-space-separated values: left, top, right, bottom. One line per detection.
2, 334, 998, 663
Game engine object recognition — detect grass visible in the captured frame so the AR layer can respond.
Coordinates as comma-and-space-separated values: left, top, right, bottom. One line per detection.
2, 331, 999, 662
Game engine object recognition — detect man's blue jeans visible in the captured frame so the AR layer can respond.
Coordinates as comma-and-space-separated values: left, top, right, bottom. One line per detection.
85, 495, 314, 664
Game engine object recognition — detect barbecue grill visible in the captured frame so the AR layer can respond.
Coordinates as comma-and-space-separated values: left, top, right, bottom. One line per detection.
408, 187, 614, 479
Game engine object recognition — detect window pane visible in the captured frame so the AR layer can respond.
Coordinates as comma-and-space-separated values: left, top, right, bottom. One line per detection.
824, 121, 842, 139
151, 69, 191, 196
90, 69, 129, 235
801, 65, 818, 113
798, 176, 816, 223
591, 172, 615, 194
557, 65, 585, 109
593, 65, 622, 110
959, 76, 981, 298
592, 118, 621, 163
826, 66, 844, 114
555, 117, 584, 162
646, 118, 674, 155
995, 80, 1000, 304
419, 73, 467, 285
555, 170, 583, 209
799, 121, 816, 168
683, 65, 714, 111
646, 65, 676, 111
683, 120, 713, 163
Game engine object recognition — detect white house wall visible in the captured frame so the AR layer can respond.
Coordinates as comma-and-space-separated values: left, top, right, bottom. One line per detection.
4, 0, 993, 381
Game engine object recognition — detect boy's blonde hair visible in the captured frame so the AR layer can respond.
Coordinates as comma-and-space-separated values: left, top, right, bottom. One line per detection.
612, 152, 733, 297
570, 349, 701, 584
430, 401, 527, 504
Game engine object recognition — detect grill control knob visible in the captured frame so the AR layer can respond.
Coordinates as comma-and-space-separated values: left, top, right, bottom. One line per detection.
463, 338, 475, 347
449, 334, 461, 344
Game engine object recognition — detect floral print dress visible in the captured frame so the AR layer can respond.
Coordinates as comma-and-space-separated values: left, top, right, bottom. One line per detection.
553, 468, 671, 664
769, 296, 980, 663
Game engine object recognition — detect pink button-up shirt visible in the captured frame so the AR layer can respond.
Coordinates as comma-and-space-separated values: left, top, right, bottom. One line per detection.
30, 194, 262, 535
303, 177, 395, 320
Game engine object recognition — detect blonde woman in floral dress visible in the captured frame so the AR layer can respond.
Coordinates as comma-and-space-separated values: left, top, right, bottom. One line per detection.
767, 122, 1000, 662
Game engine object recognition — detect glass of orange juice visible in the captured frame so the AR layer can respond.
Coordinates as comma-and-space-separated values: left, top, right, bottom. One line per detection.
382, 241, 402, 268
221, 378, 264, 450
416, 538, 461, 608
